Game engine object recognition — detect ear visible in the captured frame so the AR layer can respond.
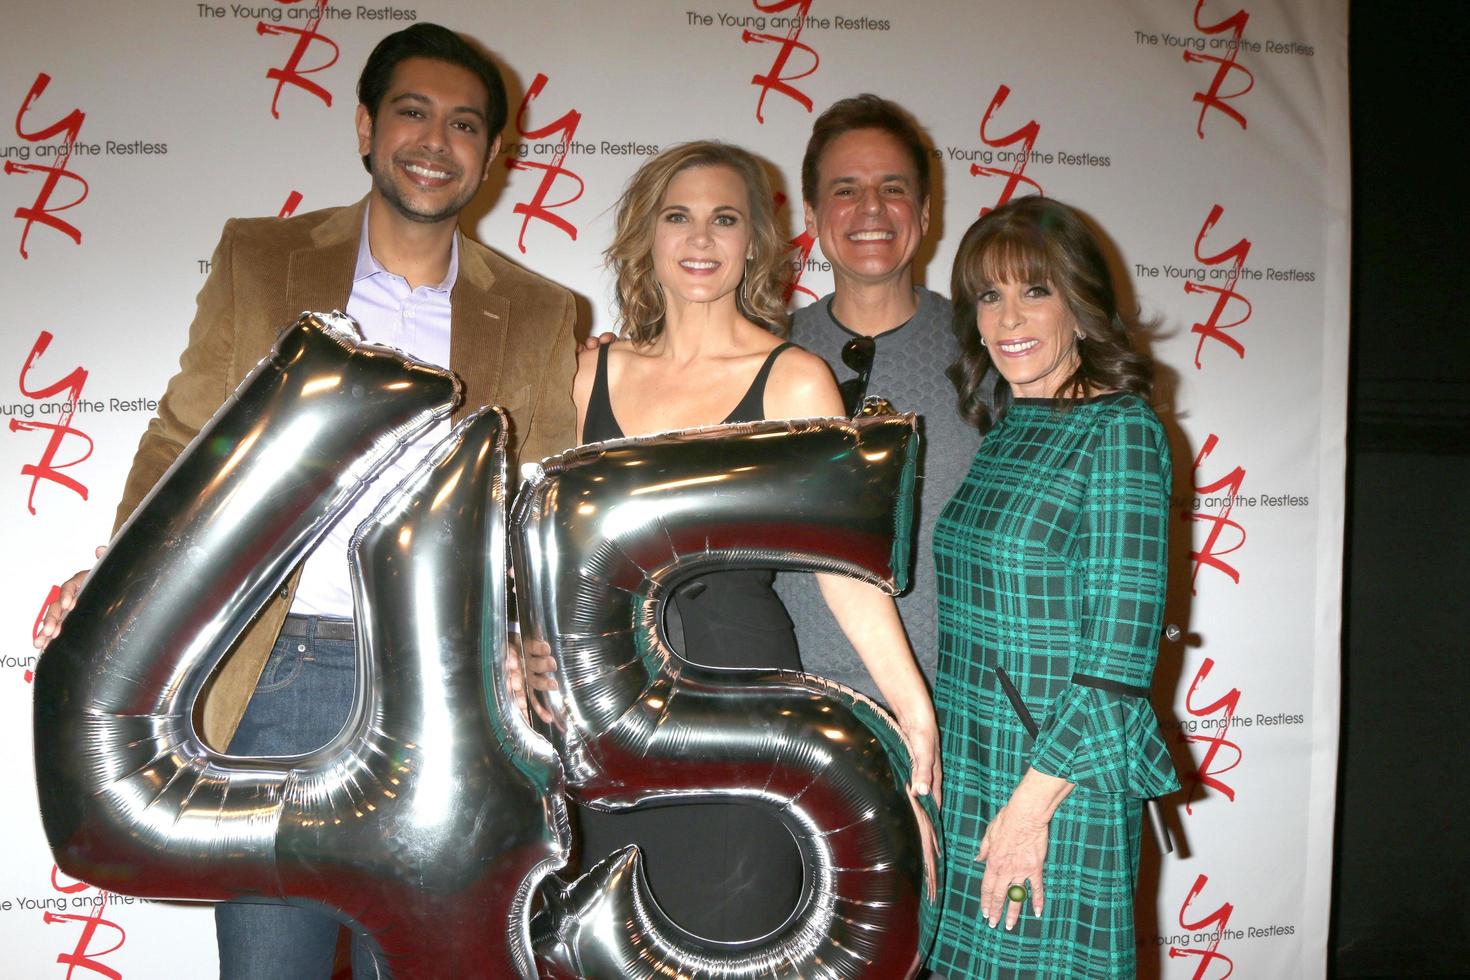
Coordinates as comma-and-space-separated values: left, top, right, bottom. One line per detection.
803, 200, 818, 239
919, 195, 931, 238
480, 134, 501, 185
355, 104, 373, 160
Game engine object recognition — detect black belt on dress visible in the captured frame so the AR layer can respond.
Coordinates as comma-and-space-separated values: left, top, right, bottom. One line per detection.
991, 665, 1174, 854
280, 613, 355, 641
1072, 672, 1152, 699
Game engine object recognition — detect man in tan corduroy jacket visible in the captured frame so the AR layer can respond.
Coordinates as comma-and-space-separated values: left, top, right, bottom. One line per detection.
33, 23, 577, 978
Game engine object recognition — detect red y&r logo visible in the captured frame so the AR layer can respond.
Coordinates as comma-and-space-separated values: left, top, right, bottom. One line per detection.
505, 73, 584, 253
1187, 204, 1253, 368
1182, 655, 1242, 814
746, 0, 817, 122
1170, 873, 1236, 978
11, 330, 93, 514
45, 866, 127, 979
1186, 1, 1255, 138
742, 0, 820, 123
5, 73, 88, 259
1180, 432, 1245, 815
775, 191, 818, 303
969, 85, 1043, 216
258, 0, 339, 119
1188, 432, 1247, 591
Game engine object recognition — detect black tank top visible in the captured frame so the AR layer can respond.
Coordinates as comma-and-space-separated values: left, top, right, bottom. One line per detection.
582, 340, 795, 443
580, 340, 799, 670
573, 339, 804, 942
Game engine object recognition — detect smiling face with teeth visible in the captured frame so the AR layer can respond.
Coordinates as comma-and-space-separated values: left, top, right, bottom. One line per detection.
650, 164, 753, 313
975, 278, 1084, 398
804, 127, 930, 293
355, 56, 497, 227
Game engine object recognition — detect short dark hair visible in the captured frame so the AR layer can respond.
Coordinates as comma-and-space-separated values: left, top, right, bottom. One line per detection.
356, 24, 508, 172
947, 196, 1154, 433
800, 94, 931, 207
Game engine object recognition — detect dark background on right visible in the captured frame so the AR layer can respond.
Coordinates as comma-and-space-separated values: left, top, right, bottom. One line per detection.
1334, 2, 1469, 977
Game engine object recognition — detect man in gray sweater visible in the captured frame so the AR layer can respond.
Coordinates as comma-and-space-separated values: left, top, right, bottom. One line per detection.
777, 95, 980, 700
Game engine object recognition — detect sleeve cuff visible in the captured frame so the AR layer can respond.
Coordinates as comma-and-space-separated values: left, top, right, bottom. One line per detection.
1029, 682, 1180, 798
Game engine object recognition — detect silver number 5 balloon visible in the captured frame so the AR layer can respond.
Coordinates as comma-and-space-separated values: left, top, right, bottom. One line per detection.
32, 314, 567, 979
514, 417, 941, 979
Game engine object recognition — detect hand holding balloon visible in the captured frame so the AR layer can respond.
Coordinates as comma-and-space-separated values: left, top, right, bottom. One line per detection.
33, 316, 940, 979
505, 635, 559, 726
32, 314, 568, 980
31, 545, 104, 650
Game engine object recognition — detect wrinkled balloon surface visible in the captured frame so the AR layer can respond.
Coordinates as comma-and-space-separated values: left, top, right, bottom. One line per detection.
34, 313, 939, 980
33, 314, 567, 980
514, 417, 941, 979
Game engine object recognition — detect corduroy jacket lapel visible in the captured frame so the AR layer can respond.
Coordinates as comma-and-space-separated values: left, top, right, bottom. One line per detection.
283, 198, 363, 325
447, 230, 509, 421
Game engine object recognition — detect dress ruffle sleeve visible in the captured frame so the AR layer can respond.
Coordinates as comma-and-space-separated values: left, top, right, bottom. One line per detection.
1030, 682, 1179, 797
1028, 402, 1180, 798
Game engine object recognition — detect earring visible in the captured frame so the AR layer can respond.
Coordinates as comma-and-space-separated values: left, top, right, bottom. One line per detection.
738, 256, 752, 311
980, 336, 988, 348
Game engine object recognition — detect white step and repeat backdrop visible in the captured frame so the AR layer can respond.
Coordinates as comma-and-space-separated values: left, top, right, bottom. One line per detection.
2, 1, 1346, 977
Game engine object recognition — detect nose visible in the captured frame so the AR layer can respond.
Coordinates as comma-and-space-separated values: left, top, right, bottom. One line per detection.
419, 116, 450, 152
688, 220, 714, 247
999, 293, 1024, 329
859, 185, 883, 214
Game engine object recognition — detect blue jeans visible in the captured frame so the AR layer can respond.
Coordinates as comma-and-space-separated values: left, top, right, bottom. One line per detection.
216, 617, 386, 980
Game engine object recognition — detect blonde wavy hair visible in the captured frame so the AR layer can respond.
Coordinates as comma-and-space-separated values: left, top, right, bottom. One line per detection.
606, 141, 791, 344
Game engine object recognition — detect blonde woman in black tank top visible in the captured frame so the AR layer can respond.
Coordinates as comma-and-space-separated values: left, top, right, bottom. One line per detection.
565, 141, 939, 943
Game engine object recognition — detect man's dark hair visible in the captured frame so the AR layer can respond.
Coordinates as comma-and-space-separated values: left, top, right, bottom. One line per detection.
356, 23, 508, 172
800, 94, 931, 207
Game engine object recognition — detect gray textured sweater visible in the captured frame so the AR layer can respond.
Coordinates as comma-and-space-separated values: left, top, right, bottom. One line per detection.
776, 287, 980, 699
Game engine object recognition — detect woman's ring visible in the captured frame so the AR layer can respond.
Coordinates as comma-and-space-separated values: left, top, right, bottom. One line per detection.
1007, 884, 1027, 903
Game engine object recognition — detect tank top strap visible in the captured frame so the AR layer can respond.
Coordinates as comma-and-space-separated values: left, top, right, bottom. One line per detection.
722, 341, 795, 424
581, 342, 624, 443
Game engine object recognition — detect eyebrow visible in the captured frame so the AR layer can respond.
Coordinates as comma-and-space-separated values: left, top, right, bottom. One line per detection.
659, 204, 746, 215
390, 91, 487, 122
829, 173, 913, 186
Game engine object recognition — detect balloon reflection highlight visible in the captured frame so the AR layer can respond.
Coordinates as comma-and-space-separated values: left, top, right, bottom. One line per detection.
513, 416, 941, 979
33, 315, 566, 980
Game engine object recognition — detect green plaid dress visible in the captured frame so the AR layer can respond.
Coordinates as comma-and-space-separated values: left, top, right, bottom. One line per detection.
930, 393, 1179, 979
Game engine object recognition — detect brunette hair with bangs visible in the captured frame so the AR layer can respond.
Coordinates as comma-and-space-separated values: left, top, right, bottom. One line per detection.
947, 195, 1153, 433
606, 141, 790, 345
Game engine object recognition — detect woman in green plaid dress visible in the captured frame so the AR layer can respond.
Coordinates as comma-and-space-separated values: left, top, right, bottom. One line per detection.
929, 197, 1179, 979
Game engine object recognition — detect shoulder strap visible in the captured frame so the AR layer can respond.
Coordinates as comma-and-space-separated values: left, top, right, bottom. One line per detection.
581, 343, 622, 442
723, 342, 795, 424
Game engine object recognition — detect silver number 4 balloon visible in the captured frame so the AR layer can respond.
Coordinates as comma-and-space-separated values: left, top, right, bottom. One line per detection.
33, 314, 939, 980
